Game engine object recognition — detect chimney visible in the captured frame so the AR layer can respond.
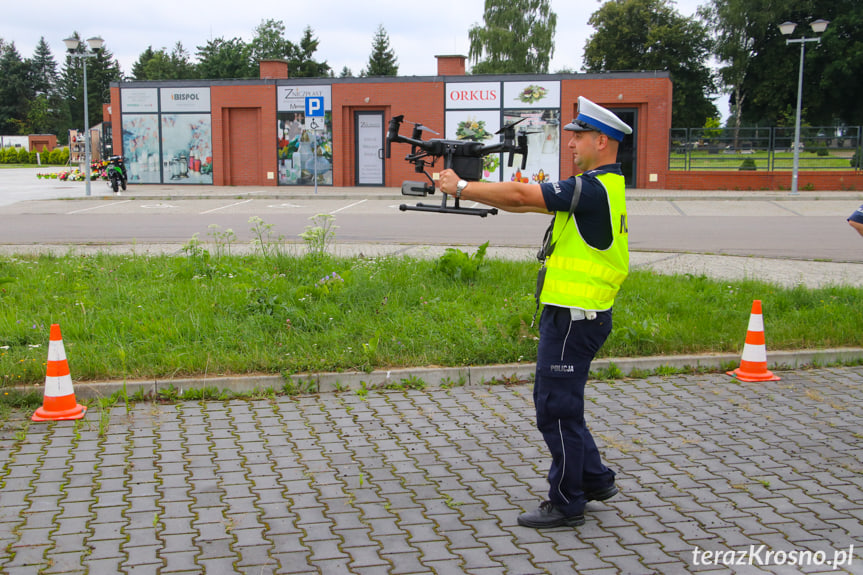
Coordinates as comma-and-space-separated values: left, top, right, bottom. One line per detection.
435, 55, 467, 76
260, 59, 289, 79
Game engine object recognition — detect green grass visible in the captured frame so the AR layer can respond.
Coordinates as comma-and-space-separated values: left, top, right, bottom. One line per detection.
1, 248, 862, 387
670, 150, 858, 171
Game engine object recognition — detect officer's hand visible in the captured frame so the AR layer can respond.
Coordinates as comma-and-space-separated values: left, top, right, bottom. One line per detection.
438, 169, 458, 195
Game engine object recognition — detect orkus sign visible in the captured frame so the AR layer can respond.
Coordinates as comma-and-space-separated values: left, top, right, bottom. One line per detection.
445, 82, 500, 109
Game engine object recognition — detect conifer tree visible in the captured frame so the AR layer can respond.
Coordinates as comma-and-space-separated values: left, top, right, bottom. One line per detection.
362, 25, 398, 77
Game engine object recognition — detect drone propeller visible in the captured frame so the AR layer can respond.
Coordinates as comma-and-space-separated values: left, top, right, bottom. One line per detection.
495, 117, 527, 134
406, 121, 440, 135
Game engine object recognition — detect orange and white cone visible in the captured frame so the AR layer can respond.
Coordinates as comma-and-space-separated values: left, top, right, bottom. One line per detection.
727, 300, 781, 382
32, 324, 87, 422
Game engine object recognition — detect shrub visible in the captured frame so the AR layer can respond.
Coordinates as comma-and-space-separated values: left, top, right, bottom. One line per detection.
738, 158, 757, 171
17, 147, 30, 164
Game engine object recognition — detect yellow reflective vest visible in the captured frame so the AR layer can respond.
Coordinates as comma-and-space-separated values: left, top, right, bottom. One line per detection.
538, 172, 629, 311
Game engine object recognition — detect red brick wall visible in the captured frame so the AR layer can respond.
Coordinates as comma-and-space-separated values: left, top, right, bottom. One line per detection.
259, 60, 289, 79
105, 74, 683, 189
332, 81, 444, 187
560, 77, 673, 186
28, 134, 56, 152
665, 171, 863, 191
436, 56, 466, 76
210, 85, 278, 186
110, 86, 122, 159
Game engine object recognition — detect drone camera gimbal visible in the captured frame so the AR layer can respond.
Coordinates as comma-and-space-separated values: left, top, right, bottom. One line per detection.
386, 115, 529, 217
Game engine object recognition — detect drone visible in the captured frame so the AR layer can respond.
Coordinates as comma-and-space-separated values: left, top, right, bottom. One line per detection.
386, 115, 530, 217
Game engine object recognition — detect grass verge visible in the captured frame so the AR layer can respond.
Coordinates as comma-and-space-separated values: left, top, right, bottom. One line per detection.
1, 240, 862, 389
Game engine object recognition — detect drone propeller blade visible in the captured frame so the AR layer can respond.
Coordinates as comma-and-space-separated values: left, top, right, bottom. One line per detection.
495, 117, 527, 134
406, 120, 440, 135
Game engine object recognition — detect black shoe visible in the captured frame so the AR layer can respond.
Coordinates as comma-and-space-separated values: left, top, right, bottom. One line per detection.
517, 501, 585, 528
585, 483, 618, 502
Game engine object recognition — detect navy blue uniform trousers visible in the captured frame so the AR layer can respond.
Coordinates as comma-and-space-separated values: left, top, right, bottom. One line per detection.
534, 305, 616, 517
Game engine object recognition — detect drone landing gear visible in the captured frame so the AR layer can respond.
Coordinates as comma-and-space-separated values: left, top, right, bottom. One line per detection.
399, 203, 498, 217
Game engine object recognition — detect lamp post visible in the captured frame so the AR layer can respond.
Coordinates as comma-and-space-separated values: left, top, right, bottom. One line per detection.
63, 35, 104, 197
779, 19, 828, 195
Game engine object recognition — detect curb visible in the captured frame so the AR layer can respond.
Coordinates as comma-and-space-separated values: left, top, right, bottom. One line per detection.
17, 347, 863, 402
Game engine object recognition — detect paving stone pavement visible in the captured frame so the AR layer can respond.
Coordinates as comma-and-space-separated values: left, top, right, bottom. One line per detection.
1, 367, 862, 574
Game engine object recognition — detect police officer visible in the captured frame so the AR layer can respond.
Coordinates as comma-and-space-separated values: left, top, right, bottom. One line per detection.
848, 204, 863, 237
439, 96, 631, 528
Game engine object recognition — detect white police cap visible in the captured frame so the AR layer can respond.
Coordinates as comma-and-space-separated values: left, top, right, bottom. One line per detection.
564, 96, 632, 142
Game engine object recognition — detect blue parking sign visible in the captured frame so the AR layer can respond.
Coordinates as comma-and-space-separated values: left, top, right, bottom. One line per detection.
305, 96, 324, 117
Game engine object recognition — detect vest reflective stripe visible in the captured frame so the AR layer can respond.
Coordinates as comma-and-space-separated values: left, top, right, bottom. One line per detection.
539, 172, 628, 310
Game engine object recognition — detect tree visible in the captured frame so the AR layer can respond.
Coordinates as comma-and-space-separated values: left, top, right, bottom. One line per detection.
25, 38, 67, 136
740, 0, 863, 126
59, 32, 122, 136
362, 25, 398, 77
0, 41, 30, 133
250, 19, 297, 65
583, 0, 717, 128
132, 43, 196, 80
196, 37, 255, 79
133, 43, 196, 80
289, 27, 331, 78
699, 0, 771, 142
30, 37, 59, 96
339, 66, 354, 78
468, 0, 557, 74
131, 46, 156, 80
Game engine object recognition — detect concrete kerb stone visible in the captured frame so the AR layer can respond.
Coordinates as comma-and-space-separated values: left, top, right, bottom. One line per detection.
26, 347, 863, 402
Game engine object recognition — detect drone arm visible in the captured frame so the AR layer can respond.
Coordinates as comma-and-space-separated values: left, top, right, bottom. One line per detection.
442, 176, 548, 214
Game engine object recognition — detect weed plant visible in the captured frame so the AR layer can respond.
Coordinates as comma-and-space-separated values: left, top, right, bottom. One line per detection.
1, 245, 862, 387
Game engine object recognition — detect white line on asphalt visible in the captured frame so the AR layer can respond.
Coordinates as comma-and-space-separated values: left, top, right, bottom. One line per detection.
199, 199, 253, 214
67, 200, 132, 214
329, 199, 367, 214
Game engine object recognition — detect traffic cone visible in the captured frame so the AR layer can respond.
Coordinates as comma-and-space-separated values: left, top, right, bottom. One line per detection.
32, 324, 87, 422
727, 300, 781, 382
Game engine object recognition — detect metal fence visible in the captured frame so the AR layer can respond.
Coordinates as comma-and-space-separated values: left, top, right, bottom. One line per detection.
669, 126, 862, 171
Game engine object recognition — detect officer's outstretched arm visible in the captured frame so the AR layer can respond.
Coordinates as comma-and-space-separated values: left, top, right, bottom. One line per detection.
438, 169, 550, 214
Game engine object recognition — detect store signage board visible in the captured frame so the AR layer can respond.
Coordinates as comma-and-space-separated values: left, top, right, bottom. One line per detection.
278, 86, 332, 112
160, 87, 211, 113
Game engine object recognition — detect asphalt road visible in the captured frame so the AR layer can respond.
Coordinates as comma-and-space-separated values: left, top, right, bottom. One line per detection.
1, 167, 862, 262
1, 196, 861, 262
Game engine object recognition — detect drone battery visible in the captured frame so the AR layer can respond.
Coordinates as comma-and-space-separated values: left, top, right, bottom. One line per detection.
451, 156, 483, 182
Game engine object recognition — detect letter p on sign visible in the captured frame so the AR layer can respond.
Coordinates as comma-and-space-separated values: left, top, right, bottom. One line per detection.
305, 96, 324, 117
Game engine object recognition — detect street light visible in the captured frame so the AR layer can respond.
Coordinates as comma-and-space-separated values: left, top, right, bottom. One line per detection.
63, 35, 104, 197
779, 19, 828, 195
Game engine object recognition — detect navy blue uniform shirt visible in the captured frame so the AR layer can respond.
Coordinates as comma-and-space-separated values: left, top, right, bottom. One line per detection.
539, 164, 623, 250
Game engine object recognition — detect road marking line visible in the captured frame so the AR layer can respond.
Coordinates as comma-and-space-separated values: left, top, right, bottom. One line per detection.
330, 199, 367, 214
67, 200, 132, 214
199, 199, 253, 214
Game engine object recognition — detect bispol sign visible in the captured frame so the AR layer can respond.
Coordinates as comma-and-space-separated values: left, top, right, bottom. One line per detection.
171, 92, 201, 101
160, 87, 210, 112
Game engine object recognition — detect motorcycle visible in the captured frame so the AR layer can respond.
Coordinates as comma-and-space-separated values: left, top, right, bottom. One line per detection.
102, 156, 128, 193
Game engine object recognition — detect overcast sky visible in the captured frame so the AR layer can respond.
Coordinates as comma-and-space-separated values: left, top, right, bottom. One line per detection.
2, 0, 723, 113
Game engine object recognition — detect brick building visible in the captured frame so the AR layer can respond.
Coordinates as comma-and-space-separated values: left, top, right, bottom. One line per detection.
108, 56, 674, 189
